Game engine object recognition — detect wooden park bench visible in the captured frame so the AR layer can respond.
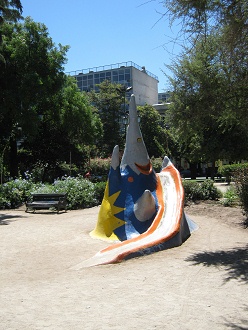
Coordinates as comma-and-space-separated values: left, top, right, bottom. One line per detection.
25, 193, 67, 213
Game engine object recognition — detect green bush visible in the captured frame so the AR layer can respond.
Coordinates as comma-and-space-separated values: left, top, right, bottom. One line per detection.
182, 179, 222, 204
33, 177, 106, 209
233, 168, 248, 225
221, 186, 239, 207
0, 176, 106, 210
93, 181, 107, 204
89, 156, 164, 177
151, 157, 163, 173
183, 180, 202, 204
0, 176, 223, 210
218, 163, 248, 183
90, 158, 111, 177
200, 179, 222, 200
0, 178, 43, 208
52, 176, 98, 209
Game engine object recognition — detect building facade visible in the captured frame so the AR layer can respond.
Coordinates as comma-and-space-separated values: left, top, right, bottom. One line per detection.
158, 92, 171, 104
153, 92, 171, 117
67, 61, 159, 106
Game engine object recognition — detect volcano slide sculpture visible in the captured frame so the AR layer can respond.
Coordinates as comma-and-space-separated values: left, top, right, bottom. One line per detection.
78, 95, 196, 267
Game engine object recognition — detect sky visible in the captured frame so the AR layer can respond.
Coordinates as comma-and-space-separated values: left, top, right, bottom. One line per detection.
21, 0, 182, 92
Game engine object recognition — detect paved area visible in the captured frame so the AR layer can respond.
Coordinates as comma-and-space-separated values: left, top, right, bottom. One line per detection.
0, 203, 247, 330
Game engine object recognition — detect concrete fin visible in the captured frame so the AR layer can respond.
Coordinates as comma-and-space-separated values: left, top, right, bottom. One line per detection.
121, 94, 149, 174
134, 190, 156, 222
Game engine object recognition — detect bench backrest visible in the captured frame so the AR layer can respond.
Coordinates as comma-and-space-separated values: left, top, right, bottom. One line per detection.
31, 193, 67, 201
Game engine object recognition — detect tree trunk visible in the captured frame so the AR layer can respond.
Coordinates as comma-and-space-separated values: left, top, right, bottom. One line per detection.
190, 162, 197, 180
210, 160, 216, 180
9, 137, 18, 178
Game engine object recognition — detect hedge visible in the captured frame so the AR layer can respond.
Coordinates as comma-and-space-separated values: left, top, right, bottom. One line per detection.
218, 163, 248, 183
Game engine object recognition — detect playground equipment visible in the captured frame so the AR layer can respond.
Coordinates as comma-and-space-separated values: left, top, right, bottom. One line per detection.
84, 95, 196, 266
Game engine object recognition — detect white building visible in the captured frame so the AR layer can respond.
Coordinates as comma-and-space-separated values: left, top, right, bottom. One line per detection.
67, 61, 159, 106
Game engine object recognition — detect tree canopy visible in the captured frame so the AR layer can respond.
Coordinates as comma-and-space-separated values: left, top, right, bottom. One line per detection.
138, 104, 168, 158
21, 76, 102, 180
89, 80, 125, 156
159, 0, 248, 177
0, 15, 102, 180
0, 0, 23, 62
167, 33, 248, 172
0, 0, 23, 23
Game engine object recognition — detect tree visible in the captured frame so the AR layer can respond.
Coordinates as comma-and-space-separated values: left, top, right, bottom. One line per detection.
166, 33, 248, 178
0, 17, 69, 177
138, 104, 167, 158
158, 0, 248, 177
0, 0, 22, 23
0, 0, 23, 44
18, 76, 103, 181
60, 77, 102, 146
161, 0, 248, 127
161, 0, 248, 39
88, 80, 125, 156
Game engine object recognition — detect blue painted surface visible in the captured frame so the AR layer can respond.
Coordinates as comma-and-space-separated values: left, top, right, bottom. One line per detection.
107, 164, 159, 241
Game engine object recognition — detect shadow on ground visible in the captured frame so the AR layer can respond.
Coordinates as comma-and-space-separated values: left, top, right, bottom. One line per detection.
186, 244, 248, 283
223, 305, 248, 330
0, 213, 24, 225
225, 319, 248, 330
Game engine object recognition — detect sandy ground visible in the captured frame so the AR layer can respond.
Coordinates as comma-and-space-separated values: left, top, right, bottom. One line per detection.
0, 197, 247, 329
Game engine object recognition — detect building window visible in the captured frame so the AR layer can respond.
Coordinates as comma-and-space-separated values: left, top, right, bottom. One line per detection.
106, 72, 111, 80
100, 73, 105, 82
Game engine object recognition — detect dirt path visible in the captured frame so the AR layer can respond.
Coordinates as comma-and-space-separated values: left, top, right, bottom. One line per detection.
0, 203, 247, 330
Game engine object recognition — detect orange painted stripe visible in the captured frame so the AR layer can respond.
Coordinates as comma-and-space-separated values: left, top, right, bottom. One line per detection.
115, 166, 184, 262
135, 161, 153, 175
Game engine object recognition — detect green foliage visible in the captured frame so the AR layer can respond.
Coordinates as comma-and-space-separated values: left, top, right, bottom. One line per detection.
0, 17, 69, 177
20, 79, 100, 181
93, 181, 107, 204
182, 179, 222, 204
60, 77, 102, 146
90, 157, 111, 177
166, 32, 248, 165
138, 104, 167, 158
233, 168, 248, 225
151, 157, 163, 173
221, 186, 239, 207
218, 163, 248, 183
88, 81, 124, 156
0, 0, 22, 24
0, 176, 226, 211
51, 176, 97, 209
0, 18, 101, 181
0, 175, 106, 210
0, 178, 43, 208
200, 180, 222, 200
183, 181, 202, 204
162, 0, 248, 165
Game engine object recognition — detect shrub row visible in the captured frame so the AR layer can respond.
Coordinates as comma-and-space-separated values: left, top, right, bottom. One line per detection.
233, 167, 248, 226
0, 176, 106, 210
89, 157, 163, 177
218, 163, 248, 224
0, 176, 223, 210
182, 179, 222, 204
218, 163, 248, 183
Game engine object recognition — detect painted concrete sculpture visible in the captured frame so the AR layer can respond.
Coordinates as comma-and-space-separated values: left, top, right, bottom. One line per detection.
84, 94, 196, 267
